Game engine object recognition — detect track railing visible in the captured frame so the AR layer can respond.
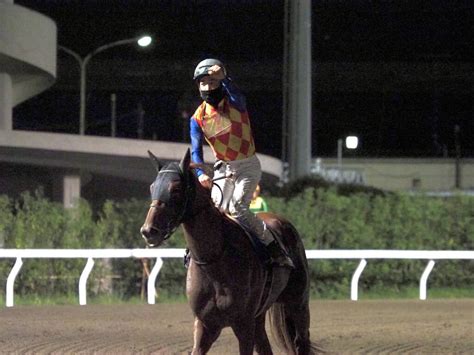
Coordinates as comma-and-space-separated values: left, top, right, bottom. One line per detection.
1, 249, 473, 307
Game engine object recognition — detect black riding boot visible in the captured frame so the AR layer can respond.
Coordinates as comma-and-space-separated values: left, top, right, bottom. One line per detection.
266, 241, 295, 268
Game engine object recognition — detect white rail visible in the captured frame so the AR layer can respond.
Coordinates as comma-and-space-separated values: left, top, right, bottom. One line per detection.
1, 249, 473, 307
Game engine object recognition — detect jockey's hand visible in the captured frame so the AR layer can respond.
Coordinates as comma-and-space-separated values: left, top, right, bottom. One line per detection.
208, 65, 226, 80
198, 174, 213, 189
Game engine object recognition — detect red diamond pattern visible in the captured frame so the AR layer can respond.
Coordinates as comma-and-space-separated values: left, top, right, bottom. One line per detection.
232, 122, 242, 138
217, 132, 230, 145
239, 140, 249, 155
225, 147, 239, 160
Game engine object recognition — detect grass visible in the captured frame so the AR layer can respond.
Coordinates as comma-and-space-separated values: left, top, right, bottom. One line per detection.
359, 286, 473, 300
312, 286, 474, 300
0, 292, 188, 307
0, 288, 471, 307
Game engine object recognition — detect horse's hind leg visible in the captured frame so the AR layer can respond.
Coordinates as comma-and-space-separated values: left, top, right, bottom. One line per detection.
254, 313, 272, 355
192, 317, 221, 355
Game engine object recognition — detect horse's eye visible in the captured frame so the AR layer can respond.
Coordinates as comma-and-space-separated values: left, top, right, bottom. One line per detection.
170, 187, 182, 195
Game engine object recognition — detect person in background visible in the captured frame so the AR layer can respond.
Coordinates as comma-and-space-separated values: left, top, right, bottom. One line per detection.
249, 184, 268, 214
189, 58, 293, 268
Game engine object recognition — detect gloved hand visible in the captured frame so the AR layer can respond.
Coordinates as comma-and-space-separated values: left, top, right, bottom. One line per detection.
198, 174, 212, 189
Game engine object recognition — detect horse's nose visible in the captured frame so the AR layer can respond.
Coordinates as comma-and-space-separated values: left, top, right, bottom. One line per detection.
140, 225, 152, 239
141, 225, 160, 246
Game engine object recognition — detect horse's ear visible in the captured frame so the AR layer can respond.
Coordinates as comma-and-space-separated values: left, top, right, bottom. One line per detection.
147, 150, 162, 172
179, 148, 191, 173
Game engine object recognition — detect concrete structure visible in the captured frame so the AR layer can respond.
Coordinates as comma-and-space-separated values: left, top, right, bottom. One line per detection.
283, 0, 312, 180
0, 1, 57, 130
0, 0, 58, 201
316, 158, 474, 192
2, 128, 472, 209
0, 130, 283, 207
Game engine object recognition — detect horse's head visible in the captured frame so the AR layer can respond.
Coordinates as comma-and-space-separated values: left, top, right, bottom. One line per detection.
140, 149, 194, 247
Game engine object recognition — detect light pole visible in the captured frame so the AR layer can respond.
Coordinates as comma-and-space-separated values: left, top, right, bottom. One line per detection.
59, 35, 152, 135
337, 135, 359, 169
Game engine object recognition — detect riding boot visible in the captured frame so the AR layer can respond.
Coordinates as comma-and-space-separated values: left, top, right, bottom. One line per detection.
266, 241, 295, 269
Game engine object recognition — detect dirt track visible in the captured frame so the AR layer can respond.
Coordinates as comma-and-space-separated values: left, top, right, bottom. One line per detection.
1, 299, 473, 354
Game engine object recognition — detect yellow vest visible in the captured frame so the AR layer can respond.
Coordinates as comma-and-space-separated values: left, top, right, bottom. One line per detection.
193, 98, 256, 161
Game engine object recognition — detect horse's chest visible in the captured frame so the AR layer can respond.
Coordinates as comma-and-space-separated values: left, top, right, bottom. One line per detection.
187, 265, 260, 322
190, 281, 244, 322
213, 283, 235, 311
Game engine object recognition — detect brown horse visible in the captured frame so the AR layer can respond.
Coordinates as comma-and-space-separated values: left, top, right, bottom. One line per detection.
140, 149, 321, 354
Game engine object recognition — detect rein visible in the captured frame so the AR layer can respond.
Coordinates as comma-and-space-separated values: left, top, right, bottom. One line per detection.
211, 172, 234, 209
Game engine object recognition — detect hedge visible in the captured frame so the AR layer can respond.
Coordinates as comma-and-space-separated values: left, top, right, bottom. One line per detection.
0, 183, 472, 300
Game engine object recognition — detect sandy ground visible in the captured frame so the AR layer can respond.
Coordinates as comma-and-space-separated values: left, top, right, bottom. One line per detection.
0, 299, 473, 354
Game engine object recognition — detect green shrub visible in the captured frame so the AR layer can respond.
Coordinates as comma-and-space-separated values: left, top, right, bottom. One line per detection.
0, 182, 472, 301
267, 186, 473, 296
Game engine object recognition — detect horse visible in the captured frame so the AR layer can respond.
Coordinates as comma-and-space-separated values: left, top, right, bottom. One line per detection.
140, 149, 321, 354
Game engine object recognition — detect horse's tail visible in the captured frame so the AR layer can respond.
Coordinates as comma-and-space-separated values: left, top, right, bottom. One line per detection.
268, 303, 296, 353
268, 303, 325, 354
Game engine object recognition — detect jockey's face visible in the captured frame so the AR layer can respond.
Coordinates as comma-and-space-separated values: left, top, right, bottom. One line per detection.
198, 75, 221, 92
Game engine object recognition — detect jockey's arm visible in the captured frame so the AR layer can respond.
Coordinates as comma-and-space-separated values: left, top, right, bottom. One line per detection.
190, 117, 205, 177
221, 78, 247, 112
190, 117, 212, 188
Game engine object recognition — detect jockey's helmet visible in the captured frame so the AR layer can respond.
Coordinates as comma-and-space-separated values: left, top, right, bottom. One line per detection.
193, 58, 226, 81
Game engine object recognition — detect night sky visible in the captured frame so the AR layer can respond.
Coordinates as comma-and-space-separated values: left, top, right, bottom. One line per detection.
13, 0, 474, 159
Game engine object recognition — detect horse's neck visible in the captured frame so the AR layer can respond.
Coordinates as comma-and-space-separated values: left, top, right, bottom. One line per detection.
182, 183, 224, 263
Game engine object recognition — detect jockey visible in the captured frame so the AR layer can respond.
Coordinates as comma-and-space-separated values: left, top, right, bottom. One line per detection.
189, 58, 294, 268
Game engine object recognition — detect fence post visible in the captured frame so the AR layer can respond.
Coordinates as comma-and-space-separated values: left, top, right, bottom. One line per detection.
351, 259, 367, 301
79, 257, 95, 305
419, 260, 435, 300
6, 257, 23, 307
147, 257, 164, 305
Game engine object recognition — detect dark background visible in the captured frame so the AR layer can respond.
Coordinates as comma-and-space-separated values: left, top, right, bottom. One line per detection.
13, 0, 474, 159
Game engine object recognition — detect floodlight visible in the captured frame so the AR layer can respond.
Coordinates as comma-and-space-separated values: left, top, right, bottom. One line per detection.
345, 136, 359, 149
137, 36, 152, 47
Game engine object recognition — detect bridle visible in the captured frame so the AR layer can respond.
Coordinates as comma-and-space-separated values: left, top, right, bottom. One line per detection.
149, 168, 196, 241
148, 167, 234, 242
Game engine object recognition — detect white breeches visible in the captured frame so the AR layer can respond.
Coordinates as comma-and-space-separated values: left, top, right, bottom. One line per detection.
211, 155, 274, 245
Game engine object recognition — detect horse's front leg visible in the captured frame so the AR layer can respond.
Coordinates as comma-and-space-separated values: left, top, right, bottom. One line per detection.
192, 317, 221, 355
232, 317, 256, 355
254, 313, 272, 355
